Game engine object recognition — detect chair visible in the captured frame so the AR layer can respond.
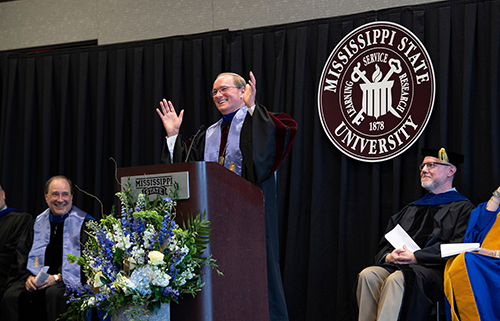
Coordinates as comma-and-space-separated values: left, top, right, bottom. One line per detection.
429, 299, 445, 321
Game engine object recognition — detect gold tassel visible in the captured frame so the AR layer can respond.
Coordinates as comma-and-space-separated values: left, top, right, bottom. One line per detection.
439, 148, 449, 163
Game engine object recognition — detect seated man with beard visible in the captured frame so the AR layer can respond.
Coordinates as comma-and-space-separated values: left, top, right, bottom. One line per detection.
356, 148, 475, 321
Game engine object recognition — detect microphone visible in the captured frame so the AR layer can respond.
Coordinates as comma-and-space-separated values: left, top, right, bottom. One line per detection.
184, 124, 206, 162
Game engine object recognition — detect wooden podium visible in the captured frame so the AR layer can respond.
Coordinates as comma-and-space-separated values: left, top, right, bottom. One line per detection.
117, 162, 269, 321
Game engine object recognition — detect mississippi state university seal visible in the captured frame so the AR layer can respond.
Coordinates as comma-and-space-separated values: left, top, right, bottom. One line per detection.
318, 21, 435, 162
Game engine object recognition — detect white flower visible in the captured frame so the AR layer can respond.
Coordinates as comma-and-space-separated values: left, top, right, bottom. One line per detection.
169, 235, 180, 252
125, 257, 137, 271
114, 230, 131, 251
143, 224, 156, 249
94, 271, 105, 287
82, 296, 96, 309
129, 266, 152, 295
114, 273, 133, 294
148, 251, 164, 265
175, 265, 195, 286
131, 247, 145, 264
150, 266, 171, 287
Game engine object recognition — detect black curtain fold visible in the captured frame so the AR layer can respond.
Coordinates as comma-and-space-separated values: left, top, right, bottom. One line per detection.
2, 0, 500, 320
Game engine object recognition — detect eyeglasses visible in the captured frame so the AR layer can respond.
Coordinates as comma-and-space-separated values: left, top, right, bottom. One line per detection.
419, 162, 451, 171
49, 192, 72, 200
210, 86, 239, 97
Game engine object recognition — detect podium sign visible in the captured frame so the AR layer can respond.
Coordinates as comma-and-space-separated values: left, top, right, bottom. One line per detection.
120, 171, 190, 200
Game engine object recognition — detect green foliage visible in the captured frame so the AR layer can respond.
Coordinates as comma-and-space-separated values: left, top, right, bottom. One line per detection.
61, 180, 220, 320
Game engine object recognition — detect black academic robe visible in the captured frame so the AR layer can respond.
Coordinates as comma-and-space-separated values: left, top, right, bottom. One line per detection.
1, 209, 94, 321
13, 212, 93, 283
162, 103, 297, 321
374, 199, 475, 321
0, 209, 33, 300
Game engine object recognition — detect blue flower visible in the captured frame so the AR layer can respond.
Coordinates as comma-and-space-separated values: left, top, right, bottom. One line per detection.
62, 184, 215, 321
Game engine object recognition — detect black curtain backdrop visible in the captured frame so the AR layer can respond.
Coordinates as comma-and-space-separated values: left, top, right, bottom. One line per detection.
1, 0, 499, 320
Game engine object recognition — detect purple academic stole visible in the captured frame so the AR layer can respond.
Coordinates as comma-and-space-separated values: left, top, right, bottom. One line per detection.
205, 107, 247, 176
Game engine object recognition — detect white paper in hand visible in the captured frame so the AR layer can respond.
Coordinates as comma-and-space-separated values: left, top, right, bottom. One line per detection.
440, 243, 480, 258
384, 224, 421, 252
35, 266, 50, 284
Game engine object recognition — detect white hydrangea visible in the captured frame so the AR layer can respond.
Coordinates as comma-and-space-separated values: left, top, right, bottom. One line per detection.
149, 266, 171, 287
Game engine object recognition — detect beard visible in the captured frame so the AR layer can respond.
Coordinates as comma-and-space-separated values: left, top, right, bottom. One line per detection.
421, 175, 447, 192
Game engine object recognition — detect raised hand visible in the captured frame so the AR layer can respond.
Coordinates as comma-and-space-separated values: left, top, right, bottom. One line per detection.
243, 71, 256, 108
156, 99, 184, 137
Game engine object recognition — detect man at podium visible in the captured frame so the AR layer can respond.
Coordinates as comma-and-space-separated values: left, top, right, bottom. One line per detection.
157, 71, 297, 321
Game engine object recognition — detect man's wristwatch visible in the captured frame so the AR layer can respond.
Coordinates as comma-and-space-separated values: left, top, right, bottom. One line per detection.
54, 274, 61, 282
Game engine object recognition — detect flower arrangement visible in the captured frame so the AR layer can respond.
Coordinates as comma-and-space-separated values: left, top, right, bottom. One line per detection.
63, 183, 219, 320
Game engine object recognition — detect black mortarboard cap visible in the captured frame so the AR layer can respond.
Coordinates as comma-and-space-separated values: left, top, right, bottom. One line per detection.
421, 147, 464, 165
